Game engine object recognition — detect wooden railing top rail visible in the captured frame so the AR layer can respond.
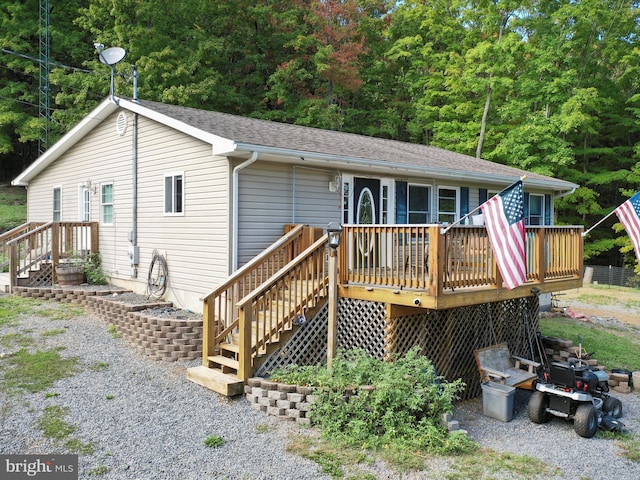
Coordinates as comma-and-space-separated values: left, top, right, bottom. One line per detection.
236, 234, 329, 308
202, 224, 306, 302
0, 222, 45, 243
5, 222, 54, 246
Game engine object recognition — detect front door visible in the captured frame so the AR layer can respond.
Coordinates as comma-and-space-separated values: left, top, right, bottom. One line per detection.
353, 178, 381, 268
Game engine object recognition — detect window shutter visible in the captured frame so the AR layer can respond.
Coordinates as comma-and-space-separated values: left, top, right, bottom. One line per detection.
396, 181, 407, 224
461, 187, 469, 218
479, 188, 488, 204
524, 192, 530, 224
545, 194, 552, 225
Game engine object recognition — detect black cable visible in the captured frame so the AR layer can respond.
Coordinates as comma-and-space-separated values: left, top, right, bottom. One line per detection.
147, 249, 168, 299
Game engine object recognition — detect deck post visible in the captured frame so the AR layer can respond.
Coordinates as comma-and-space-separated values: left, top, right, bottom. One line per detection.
238, 305, 253, 381
327, 246, 338, 368
202, 298, 213, 366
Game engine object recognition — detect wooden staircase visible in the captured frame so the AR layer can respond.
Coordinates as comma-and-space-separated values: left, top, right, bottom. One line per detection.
188, 225, 328, 396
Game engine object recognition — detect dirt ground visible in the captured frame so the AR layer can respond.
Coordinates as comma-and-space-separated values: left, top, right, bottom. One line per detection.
552, 284, 640, 327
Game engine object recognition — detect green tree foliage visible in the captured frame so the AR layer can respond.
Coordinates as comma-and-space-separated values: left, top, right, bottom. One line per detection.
2, 0, 640, 265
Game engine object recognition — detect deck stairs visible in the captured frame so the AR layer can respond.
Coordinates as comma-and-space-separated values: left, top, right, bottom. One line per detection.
188, 225, 328, 396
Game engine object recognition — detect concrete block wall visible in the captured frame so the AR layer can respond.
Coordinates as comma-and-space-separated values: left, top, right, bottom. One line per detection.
12, 287, 203, 361
244, 377, 317, 425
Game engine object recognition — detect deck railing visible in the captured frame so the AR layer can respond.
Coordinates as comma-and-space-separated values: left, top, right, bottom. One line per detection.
0, 222, 45, 271
6, 222, 99, 288
339, 224, 584, 293
235, 235, 329, 380
201, 225, 323, 365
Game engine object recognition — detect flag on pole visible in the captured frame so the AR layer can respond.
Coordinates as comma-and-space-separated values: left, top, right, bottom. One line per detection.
480, 180, 527, 289
615, 191, 640, 264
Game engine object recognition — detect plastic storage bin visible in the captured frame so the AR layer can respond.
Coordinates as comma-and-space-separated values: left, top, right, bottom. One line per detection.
481, 381, 515, 422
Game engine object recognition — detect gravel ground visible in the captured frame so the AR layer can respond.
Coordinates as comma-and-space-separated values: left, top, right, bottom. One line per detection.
2, 295, 640, 479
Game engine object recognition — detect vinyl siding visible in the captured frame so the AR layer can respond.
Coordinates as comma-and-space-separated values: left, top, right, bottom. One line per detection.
236, 163, 342, 265
27, 110, 230, 312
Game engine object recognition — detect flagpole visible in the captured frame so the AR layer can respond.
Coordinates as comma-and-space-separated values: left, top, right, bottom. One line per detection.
581, 209, 618, 237
440, 175, 527, 235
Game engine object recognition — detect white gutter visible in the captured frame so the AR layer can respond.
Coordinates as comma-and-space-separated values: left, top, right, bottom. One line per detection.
229, 143, 579, 193
231, 151, 259, 272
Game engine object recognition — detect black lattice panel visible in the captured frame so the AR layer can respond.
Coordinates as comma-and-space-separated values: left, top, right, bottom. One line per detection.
256, 303, 329, 377
336, 298, 386, 360
386, 297, 540, 399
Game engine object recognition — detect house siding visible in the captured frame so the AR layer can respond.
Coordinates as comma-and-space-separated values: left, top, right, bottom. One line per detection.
237, 163, 341, 265
27, 110, 231, 313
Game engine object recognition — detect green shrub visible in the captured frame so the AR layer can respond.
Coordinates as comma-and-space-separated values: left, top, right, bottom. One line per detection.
271, 347, 476, 456
83, 252, 107, 285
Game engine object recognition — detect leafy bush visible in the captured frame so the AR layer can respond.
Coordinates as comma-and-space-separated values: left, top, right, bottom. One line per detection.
83, 252, 107, 285
271, 347, 476, 456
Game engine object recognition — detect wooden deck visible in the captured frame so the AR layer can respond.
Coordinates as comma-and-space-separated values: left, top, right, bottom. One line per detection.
338, 224, 583, 309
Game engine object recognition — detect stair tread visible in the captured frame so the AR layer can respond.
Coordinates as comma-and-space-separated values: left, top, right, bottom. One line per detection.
208, 355, 239, 369
219, 343, 239, 353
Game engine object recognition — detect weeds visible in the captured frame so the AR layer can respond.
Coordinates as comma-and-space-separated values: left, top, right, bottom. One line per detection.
38, 405, 93, 455
1, 347, 80, 393
204, 435, 226, 448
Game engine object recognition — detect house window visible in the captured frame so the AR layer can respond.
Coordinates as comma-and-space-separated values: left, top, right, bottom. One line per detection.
164, 173, 184, 215
81, 188, 90, 221
437, 186, 459, 224
101, 183, 114, 224
408, 185, 431, 223
53, 187, 61, 221
528, 194, 544, 226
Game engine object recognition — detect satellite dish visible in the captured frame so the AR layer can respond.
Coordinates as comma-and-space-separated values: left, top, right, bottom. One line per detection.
99, 47, 126, 66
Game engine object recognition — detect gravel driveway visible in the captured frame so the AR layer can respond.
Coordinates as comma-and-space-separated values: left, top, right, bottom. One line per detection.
1, 298, 640, 479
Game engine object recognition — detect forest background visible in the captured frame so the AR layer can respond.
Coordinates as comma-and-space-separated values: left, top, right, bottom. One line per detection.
2, 0, 640, 267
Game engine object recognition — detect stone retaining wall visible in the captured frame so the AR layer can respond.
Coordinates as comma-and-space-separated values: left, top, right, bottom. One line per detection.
244, 377, 318, 425
12, 286, 203, 361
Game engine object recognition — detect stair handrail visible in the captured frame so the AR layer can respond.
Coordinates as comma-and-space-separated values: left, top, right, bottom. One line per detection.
234, 234, 329, 380
202, 224, 319, 364
0, 222, 45, 270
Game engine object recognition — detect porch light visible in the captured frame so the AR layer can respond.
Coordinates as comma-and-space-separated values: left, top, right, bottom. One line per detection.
327, 222, 343, 251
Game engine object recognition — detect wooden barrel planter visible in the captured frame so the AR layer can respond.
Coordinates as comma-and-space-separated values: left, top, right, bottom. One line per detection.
55, 265, 85, 286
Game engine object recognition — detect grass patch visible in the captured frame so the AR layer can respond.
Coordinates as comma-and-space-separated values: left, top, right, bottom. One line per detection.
107, 324, 119, 338
0, 296, 41, 327
0, 332, 34, 350
41, 328, 67, 337
90, 361, 109, 372
38, 405, 93, 455
439, 449, 561, 480
204, 434, 226, 448
540, 317, 640, 371
1, 347, 80, 393
613, 433, 640, 462
34, 304, 86, 321
88, 465, 109, 476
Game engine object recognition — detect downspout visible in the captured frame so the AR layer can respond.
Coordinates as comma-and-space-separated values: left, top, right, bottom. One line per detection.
232, 151, 259, 272
130, 66, 139, 277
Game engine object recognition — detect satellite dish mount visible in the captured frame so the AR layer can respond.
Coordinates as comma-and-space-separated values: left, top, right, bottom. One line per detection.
95, 44, 127, 99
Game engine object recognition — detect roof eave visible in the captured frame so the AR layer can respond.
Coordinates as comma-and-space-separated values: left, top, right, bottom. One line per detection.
229, 143, 579, 193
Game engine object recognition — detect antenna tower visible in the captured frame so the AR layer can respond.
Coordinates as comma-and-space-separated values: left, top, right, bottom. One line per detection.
38, 0, 50, 155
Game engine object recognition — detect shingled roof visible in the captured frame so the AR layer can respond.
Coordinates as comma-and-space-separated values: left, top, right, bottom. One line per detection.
14, 96, 577, 192
137, 99, 577, 191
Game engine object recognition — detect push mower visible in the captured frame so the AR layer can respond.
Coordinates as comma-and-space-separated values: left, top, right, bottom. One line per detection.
528, 357, 623, 438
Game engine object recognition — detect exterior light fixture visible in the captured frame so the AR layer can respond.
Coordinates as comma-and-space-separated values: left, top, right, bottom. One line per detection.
327, 222, 343, 250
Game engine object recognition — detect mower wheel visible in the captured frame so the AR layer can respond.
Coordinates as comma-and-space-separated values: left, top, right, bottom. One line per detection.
603, 397, 623, 419
574, 403, 598, 438
528, 391, 550, 424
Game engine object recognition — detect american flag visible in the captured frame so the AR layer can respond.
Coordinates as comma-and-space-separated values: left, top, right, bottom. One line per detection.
480, 180, 527, 290
615, 191, 640, 264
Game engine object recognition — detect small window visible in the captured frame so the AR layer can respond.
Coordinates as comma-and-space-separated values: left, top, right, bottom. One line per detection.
529, 194, 544, 226
437, 187, 459, 224
101, 183, 114, 224
408, 185, 431, 224
164, 173, 184, 215
53, 187, 61, 221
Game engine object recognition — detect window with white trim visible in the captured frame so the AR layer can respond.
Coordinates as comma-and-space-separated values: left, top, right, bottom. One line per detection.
528, 194, 544, 226
437, 186, 459, 224
164, 173, 184, 215
101, 183, 114, 224
408, 184, 431, 224
53, 187, 61, 221
80, 187, 90, 221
